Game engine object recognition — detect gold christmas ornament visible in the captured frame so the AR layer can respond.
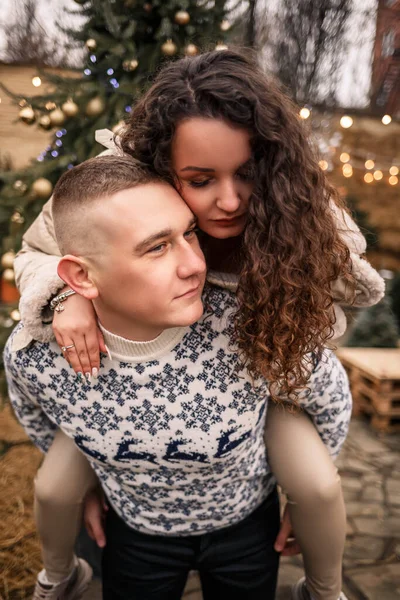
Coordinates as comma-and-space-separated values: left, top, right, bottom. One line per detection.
123, 59, 139, 71
220, 20, 231, 31
1, 251, 15, 270
13, 180, 28, 194
161, 39, 177, 56
175, 10, 190, 25
85, 38, 97, 51
62, 99, 79, 118
2, 269, 15, 283
85, 96, 106, 117
49, 108, 66, 126
19, 106, 35, 124
112, 121, 126, 134
215, 42, 228, 51
184, 43, 198, 56
38, 114, 52, 130
11, 211, 25, 225
10, 309, 21, 322
31, 177, 53, 199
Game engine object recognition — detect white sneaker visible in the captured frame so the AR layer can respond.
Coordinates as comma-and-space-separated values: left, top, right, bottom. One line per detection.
32, 558, 93, 600
291, 576, 348, 600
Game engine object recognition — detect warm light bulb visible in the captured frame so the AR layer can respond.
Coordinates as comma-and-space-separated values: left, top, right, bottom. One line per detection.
318, 160, 328, 170
340, 152, 350, 163
389, 175, 398, 185
299, 107, 311, 119
32, 76, 42, 87
364, 173, 374, 183
373, 170, 383, 181
382, 114, 392, 125
342, 164, 353, 177
340, 115, 353, 129
365, 159, 375, 170
389, 166, 399, 176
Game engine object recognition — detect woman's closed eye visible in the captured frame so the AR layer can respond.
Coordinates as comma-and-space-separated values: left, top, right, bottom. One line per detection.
187, 168, 255, 188
188, 179, 211, 188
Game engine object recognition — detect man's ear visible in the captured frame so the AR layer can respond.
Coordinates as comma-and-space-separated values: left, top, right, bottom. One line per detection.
57, 255, 99, 300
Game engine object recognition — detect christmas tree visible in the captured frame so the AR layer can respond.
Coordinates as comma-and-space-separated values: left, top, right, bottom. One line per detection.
0, 0, 238, 363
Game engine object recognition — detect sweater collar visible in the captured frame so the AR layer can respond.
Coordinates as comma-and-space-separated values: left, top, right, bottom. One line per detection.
98, 322, 188, 363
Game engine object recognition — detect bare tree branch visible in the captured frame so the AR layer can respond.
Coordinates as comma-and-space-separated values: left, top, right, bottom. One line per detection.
258, 0, 357, 106
2, 0, 74, 67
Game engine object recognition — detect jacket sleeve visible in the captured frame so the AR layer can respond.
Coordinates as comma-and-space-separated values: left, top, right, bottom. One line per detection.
296, 350, 352, 460
4, 335, 57, 453
14, 197, 65, 343
329, 201, 385, 339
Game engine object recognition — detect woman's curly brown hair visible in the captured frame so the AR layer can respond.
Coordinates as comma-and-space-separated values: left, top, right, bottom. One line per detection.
119, 48, 355, 402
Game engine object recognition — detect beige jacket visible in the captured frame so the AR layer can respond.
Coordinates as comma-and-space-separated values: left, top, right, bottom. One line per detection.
13, 132, 385, 345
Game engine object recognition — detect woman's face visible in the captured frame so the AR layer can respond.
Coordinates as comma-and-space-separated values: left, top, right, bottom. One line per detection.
171, 118, 254, 239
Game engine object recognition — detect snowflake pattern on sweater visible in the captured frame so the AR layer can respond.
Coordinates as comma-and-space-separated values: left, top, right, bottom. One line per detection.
4, 286, 351, 536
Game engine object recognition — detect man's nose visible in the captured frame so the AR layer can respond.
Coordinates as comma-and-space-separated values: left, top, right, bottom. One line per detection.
177, 243, 206, 279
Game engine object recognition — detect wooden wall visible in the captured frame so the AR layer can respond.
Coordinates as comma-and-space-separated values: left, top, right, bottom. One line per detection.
0, 63, 75, 169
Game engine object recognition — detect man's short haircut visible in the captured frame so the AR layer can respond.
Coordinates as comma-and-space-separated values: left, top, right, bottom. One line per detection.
52, 155, 162, 255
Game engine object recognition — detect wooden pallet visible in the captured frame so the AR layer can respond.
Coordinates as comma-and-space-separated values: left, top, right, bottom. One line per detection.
336, 348, 400, 433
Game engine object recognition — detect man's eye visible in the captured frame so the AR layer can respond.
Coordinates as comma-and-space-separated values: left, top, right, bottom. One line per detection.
148, 243, 166, 254
184, 227, 199, 239
189, 180, 210, 188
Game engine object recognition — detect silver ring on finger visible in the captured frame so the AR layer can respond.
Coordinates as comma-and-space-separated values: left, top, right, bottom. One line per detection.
61, 344, 75, 352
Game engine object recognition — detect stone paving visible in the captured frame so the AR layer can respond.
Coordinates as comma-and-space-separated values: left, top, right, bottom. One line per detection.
82, 417, 400, 600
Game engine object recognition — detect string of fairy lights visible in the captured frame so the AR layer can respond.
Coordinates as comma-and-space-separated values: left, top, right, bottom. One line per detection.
299, 107, 399, 187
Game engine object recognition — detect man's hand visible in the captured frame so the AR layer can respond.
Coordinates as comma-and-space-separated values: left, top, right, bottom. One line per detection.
274, 504, 301, 556
84, 488, 108, 548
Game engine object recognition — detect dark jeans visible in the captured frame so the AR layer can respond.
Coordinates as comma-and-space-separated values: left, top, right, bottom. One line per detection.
102, 489, 280, 600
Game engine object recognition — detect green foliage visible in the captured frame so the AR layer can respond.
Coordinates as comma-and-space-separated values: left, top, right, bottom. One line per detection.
389, 272, 400, 331
346, 296, 399, 348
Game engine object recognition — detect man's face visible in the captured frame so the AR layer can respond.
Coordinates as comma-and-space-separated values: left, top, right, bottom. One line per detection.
88, 182, 206, 339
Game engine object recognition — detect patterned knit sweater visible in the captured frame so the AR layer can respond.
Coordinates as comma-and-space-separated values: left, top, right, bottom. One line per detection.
4, 286, 352, 536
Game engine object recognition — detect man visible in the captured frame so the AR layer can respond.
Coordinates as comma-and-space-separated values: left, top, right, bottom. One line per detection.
5, 155, 285, 599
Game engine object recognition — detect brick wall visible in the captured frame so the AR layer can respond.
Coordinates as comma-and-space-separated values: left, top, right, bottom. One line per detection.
371, 0, 400, 117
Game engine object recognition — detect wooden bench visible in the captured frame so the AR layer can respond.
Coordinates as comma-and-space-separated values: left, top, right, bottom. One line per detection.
336, 348, 400, 433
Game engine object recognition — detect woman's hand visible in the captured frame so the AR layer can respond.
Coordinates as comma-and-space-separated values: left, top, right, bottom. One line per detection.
84, 488, 108, 548
274, 504, 301, 556
52, 288, 107, 379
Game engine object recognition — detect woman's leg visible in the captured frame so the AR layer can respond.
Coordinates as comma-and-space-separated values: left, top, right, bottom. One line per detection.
265, 404, 346, 600
34, 429, 98, 582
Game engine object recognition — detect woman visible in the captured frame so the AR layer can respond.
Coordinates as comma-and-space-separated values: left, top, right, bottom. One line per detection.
14, 49, 384, 600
